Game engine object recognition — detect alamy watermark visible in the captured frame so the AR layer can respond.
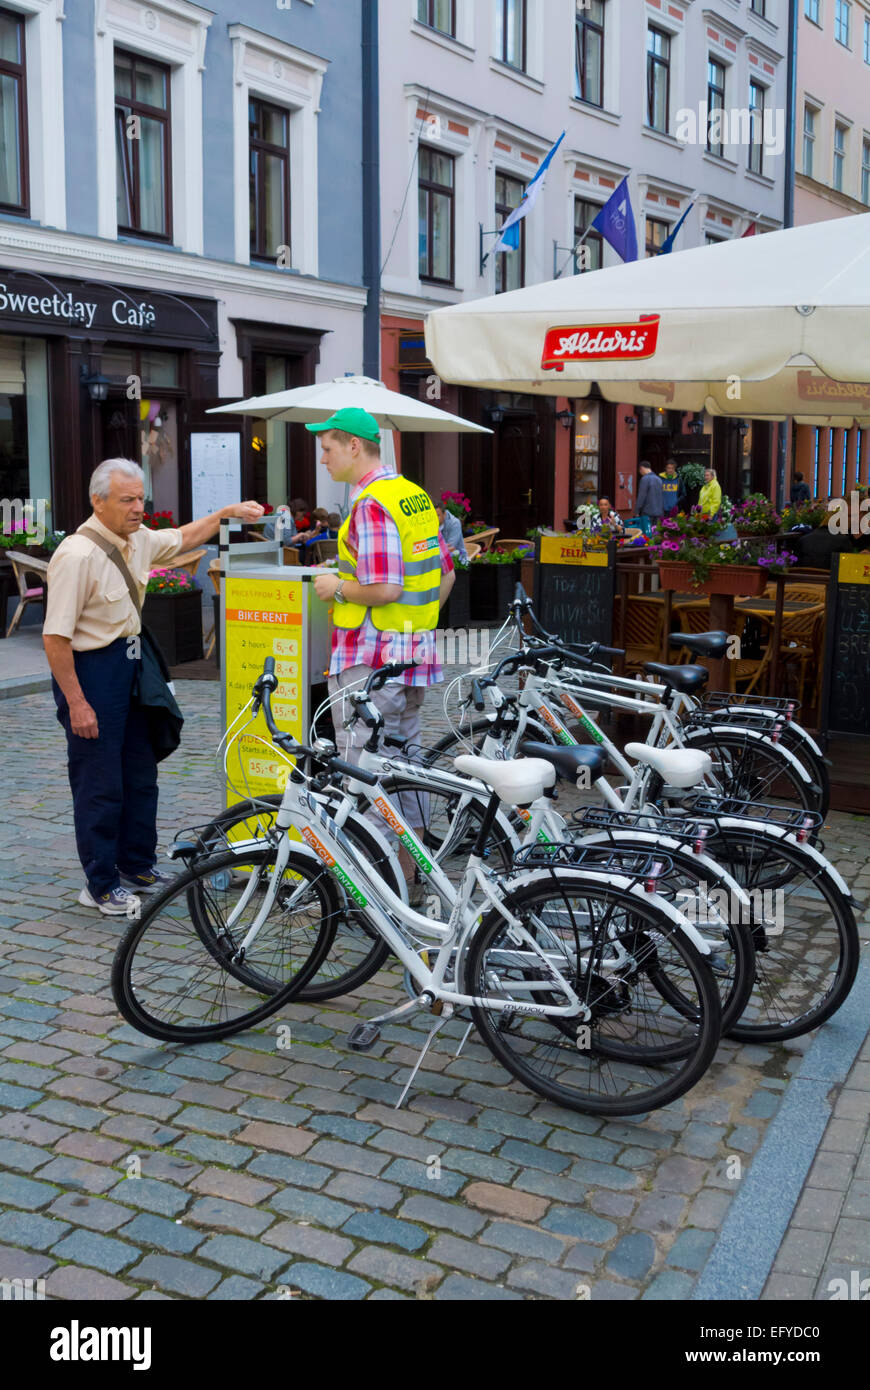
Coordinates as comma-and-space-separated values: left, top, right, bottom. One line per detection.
0, 497, 46, 546
675, 105, 785, 157
381, 624, 491, 669
0, 1276, 45, 1300
827, 492, 870, 536
676, 884, 785, 936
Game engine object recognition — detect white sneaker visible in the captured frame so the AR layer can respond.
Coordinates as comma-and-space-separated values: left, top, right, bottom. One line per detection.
77, 886, 141, 917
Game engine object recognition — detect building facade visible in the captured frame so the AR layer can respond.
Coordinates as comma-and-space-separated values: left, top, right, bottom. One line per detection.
0, 0, 367, 533
379, 0, 788, 530
792, 0, 870, 499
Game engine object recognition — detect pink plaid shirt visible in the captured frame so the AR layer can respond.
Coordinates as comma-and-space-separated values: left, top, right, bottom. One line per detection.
330, 468, 454, 686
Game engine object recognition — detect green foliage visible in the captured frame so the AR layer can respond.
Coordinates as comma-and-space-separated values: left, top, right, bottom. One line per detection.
678, 461, 707, 491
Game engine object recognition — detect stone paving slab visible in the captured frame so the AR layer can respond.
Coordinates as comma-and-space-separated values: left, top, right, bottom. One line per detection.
0, 682, 867, 1301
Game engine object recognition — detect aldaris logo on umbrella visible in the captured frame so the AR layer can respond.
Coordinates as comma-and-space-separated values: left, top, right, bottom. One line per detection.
542, 315, 661, 371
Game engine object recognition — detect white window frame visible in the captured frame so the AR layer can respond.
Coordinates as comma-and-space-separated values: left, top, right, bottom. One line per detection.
835, 0, 851, 47
491, 0, 543, 82
643, 2, 687, 144
4, 0, 66, 229
833, 119, 848, 192
94, 0, 212, 252
864, 14, 870, 63
804, 0, 821, 23
862, 134, 870, 204
228, 26, 327, 275
402, 91, 475, 296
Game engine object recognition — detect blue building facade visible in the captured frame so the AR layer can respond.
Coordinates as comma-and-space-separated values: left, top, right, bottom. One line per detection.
0, 0, 367, 529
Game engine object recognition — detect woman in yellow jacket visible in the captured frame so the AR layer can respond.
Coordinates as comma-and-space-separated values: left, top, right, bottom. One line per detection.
699, 468, 723, 518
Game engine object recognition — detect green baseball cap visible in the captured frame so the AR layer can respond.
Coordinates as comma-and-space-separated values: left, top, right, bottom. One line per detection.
305, 407, 381, 443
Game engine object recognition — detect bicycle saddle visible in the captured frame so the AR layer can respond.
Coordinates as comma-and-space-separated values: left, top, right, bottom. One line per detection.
668, 631, 729, 659
642, 663, 709, 692
519, 741, 607, 784
625, 743, 713, 788
453, 755, 556, 807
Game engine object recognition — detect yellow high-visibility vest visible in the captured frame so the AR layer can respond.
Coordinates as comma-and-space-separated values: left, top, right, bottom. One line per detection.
335, 475, 442, 632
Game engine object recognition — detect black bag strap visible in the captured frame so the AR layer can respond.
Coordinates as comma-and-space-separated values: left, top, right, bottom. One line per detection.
78, 525, 142, 619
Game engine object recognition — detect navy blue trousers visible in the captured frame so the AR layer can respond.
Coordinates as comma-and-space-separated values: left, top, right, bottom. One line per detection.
53, 637, 158, 897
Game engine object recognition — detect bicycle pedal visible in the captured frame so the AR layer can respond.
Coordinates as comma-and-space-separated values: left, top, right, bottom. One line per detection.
348, 1022, 381, 1052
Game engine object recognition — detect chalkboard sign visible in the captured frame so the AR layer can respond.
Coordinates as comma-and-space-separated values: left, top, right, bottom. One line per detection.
534, 536, 616, 646
821, 554, 870, 738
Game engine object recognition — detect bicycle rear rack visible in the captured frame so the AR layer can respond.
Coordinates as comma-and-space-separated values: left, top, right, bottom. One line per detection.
680, 795, 823, 833
682, 708, 792, 737
570, 805, 708, 845
699, 692, 801, 716
513, 841, 675, 881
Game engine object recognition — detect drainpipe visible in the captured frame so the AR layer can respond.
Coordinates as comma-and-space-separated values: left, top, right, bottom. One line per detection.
361, 0, 381, 379
777, 0, 800, 510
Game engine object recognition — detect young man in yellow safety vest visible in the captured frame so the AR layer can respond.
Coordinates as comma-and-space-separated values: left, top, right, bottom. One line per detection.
310, 408, 455, 891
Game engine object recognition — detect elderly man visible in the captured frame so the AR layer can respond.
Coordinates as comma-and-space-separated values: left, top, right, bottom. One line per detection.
435, 503, 468, 561
43, 459, 263, 915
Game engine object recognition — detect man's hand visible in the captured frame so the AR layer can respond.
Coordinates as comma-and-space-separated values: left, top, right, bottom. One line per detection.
221, 501, 265, 525
313, 572, 342, 603
70, 698, 99, 739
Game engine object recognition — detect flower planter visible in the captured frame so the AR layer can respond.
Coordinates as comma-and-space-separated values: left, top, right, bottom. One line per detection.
143, 589, 203, 666
441, 566, 470, 630
658, 562, 766, 597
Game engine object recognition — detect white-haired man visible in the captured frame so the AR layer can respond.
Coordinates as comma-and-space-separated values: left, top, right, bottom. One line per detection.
43, 459, 263, 915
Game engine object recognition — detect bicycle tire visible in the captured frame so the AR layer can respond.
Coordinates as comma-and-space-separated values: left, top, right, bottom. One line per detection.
111, 847, 338, 1044
194, 795, 395, 1001
697, 715, 830, 820
702, 825, 859, 1041
680, 729, 822, 814
464, 874, 721, 1116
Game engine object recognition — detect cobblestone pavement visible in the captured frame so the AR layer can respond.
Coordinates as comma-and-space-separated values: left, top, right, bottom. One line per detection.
0, 679, 868, 1301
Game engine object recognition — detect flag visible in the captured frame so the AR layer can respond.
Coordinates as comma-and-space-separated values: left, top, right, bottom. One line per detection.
493, 131, 566, 254
742, 222, 757, 237
590, 177, 638, 263
657, 202, 694, 255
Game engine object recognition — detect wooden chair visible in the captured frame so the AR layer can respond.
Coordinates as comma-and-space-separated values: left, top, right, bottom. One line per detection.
469, 527, 499, 552
282, 545, 301, 566
777, 604, 826, 706
764, 583, 827, 605
312, 538, 338, 565
615, 594, 666, 673
171, 548, 207, 580
464, 542, 482, 561
729, 612, 773, 695
245, 530, 270, 544
6, 551, 48, 637
494, 538, 534, 554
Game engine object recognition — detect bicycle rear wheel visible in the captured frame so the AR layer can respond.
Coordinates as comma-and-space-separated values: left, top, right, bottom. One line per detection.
111, 848, 339, 1043
682, 730, 821, 814
464, 875, 721, 1116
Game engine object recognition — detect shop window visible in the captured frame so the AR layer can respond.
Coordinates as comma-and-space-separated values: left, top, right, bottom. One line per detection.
249, 97, 291, 263
495, 171, 525, 293
0, 7, 27, 215
419, 145, 455, 285
573, 402, 601, 511
100, 347, 180, 388
115, 49, 172, 241
0, 335, 51, 522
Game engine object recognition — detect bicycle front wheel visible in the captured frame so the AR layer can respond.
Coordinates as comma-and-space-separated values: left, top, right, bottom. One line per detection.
464, 874, 721, 1116
111, 847, 339, 1043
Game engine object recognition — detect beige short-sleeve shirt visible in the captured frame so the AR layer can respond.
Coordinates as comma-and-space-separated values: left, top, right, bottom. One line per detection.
43, 515, 184, 651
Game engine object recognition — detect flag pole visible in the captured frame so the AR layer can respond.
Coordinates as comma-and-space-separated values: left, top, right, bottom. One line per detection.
556, 223, 594, 280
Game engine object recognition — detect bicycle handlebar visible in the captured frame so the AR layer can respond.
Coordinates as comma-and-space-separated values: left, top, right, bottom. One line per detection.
250, 660, 380, 786
363, 661, 418, 695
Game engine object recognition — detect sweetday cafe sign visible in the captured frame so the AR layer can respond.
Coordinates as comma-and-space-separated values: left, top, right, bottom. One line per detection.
0, 270, 217, 344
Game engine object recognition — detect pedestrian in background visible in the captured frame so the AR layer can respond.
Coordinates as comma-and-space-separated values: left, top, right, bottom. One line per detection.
699, 467, 723, 519
637, 462, 664, 527
660, 459, 686, 516
790, 472, 811, 505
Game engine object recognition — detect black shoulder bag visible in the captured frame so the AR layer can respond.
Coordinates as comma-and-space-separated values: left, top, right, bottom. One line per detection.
79, 527, 184, 762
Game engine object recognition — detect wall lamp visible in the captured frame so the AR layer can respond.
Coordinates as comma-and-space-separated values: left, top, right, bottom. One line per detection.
688, 415, 705, 435
80, 367, 112, 402
737, 420, 750, 437
488, 405, 505, 425
624, 415, 637, 431
555, 409, 575, 430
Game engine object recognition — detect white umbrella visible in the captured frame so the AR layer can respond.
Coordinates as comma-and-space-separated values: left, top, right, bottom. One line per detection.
425, 213, 870, 427
207, 375, 492, 433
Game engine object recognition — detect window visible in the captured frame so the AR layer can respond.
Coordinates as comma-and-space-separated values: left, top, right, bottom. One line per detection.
495, 171, 525, 292
834, 122, 847, 191
418, 145, 454, 284
574, 0, 605, 108
416, 0, 456, 37
0, 337, 50, 519
115, 50, 172, 240
706, 233, 725, 245
865, 15, 870, 62
805, 0, 820, 20
646, 27, 670, 134
707, 58, 726, 156
496, 0, 526, 70
862, 137, 870, 204
646, 216, 670, 258
750, 0, 766, 15
748, 80, 765, 175
803, 105, 816, 177
835, 0, 851, 46
249, 98, 290, 263
0, 7, 27, 215
574, 197, 603, 271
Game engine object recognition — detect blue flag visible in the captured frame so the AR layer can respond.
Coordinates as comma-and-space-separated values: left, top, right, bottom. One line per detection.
657, 202, 694, 255
590, 178, 638, 263
494, 132, 566, 255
